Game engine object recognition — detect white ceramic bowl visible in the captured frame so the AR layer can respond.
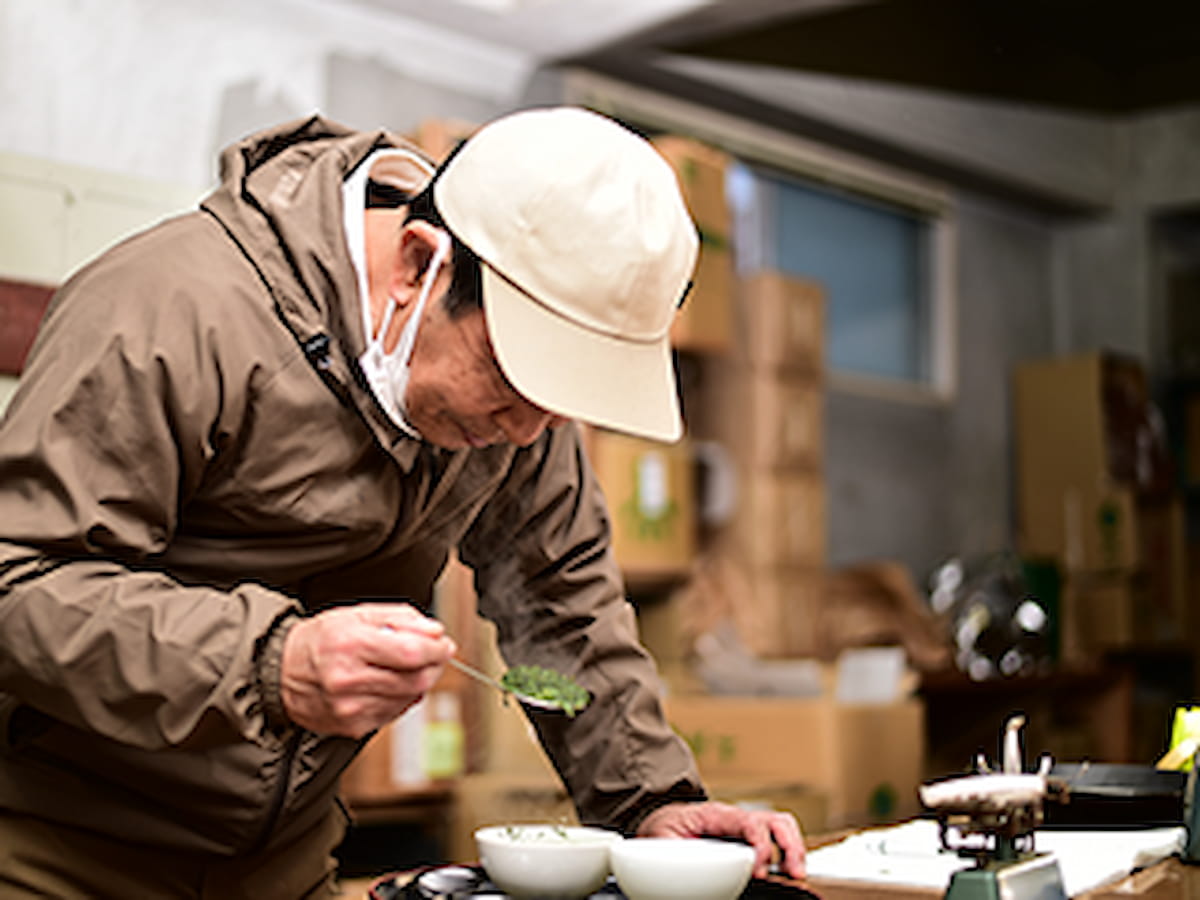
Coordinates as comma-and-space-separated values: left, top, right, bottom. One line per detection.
610, 837, 756, 900
474, 824, 623, 899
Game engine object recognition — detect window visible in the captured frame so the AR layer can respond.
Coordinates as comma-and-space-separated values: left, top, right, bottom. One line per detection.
730, 164, 935, 385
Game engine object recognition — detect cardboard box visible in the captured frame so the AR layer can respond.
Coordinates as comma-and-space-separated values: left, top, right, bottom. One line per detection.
408, 117, 477, 164
665, 694, 926, 828
1014, 351, 1151, 487
1014, 352, 1166, 572
1059, 572, 1140, 661
731, 470, 827, 569
587, 428, 697, 581
653, 135, 734, 353
737, 271, 825, 374
817, 563, 951, 672
1060, 501, 1190, 660
703, 363, 823, 472
704, 777, 829, 835
341, 690, 466, 804
1027, 483, 1141, 574
635, 562, 826, 667
732, 565, 826, 659
1137, 495, 1189, 642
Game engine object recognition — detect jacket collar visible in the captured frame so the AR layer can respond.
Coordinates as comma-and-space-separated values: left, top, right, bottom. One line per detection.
201, 115, 435, 472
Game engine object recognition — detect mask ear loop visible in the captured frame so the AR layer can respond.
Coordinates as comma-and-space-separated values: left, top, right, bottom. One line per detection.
389, 228, 452, 367
400, 229, 451, 364
386, 228, 453, 430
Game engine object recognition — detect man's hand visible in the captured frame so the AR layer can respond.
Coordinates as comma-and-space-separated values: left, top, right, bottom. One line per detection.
637, 801, 806, 880
280, 602, 456, 737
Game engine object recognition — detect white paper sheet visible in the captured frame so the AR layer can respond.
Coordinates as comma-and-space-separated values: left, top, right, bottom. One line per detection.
806, 819, 1186, 895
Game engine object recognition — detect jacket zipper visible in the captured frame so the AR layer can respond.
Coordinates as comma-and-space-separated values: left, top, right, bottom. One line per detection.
249, 728, 304, 853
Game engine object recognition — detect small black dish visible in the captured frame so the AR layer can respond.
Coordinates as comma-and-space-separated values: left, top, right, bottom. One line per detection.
368, 865, 822, 900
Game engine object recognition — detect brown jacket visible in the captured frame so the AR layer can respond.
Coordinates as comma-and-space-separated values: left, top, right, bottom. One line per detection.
0, 116, 703, 860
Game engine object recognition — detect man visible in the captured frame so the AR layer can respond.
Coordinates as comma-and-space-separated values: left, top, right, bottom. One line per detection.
0, 107, 805, 898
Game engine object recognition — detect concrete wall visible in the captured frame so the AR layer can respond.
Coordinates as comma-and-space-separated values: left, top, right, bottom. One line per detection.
826, 194, 1057, 576
662, 59, 1122, 213
1057, 108, 1200, 370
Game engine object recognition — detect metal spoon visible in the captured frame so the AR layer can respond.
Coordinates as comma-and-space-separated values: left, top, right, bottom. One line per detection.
447, 656, 563, 712
375, 618, 569, 712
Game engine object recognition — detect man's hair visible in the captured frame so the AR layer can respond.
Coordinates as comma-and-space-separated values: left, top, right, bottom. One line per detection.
404, 183, 483, 319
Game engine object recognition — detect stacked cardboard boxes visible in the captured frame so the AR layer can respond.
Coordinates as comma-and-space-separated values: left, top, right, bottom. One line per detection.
1013, 351, 1188, 660
699, 271, 828, 658
652, 135, 735, 354
407, 117, 478, 165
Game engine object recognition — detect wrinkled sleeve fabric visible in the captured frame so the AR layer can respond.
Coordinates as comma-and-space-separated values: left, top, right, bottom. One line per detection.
0, 232, 300, 753
459, 424, 706, 833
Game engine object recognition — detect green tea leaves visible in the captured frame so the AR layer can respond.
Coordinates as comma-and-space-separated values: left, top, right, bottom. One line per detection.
500, 665, 590, 717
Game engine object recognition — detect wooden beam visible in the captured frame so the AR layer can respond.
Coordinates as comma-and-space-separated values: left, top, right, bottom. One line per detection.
0, 278, 54, 375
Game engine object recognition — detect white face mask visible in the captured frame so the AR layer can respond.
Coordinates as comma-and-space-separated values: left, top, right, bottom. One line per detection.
359, 229, 452, 437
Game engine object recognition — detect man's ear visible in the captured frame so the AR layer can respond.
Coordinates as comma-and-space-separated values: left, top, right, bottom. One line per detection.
388, 220, 446, 305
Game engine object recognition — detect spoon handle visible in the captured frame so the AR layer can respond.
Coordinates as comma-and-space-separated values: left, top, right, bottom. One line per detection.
446, 657, 560, 711
448, 656, 509, 694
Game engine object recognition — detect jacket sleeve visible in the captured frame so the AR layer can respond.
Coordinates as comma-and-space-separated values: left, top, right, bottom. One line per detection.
0, 240, 301, 752
459, 423, 706, 833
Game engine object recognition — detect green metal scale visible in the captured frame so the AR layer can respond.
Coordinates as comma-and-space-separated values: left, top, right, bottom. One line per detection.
921, 716, 1067, 900
938, 819, 1066, 900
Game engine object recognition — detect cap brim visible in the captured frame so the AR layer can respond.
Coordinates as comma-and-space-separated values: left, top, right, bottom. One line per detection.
482, 265, 683, 443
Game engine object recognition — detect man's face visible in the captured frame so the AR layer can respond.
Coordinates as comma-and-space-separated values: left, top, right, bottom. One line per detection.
403, 299, 566, 450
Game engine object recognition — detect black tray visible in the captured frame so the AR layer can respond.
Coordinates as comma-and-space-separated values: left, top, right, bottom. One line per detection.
368, 865, 821, 900
1044, 763, 1186, 828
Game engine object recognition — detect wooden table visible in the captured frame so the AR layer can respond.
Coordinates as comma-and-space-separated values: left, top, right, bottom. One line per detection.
802, 824, 1200, 900
807, 857, 1200, 900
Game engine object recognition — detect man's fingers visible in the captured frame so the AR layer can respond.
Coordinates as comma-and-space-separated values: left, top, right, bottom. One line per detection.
356, 601, 447, 637
362, 620, 456, 671
324, 655, 445, 697
764, 813, 806, 880
740, 816, 775, 877
281, 602, 458, 737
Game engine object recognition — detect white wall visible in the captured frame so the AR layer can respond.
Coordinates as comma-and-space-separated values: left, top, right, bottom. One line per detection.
0, 0, 541, 420
0, 0, 533, 191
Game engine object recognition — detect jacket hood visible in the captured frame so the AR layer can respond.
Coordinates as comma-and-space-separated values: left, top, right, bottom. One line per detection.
201, 115, 435, 450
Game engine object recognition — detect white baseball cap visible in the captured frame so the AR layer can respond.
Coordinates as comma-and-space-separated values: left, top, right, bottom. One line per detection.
433, 106, 698, 443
